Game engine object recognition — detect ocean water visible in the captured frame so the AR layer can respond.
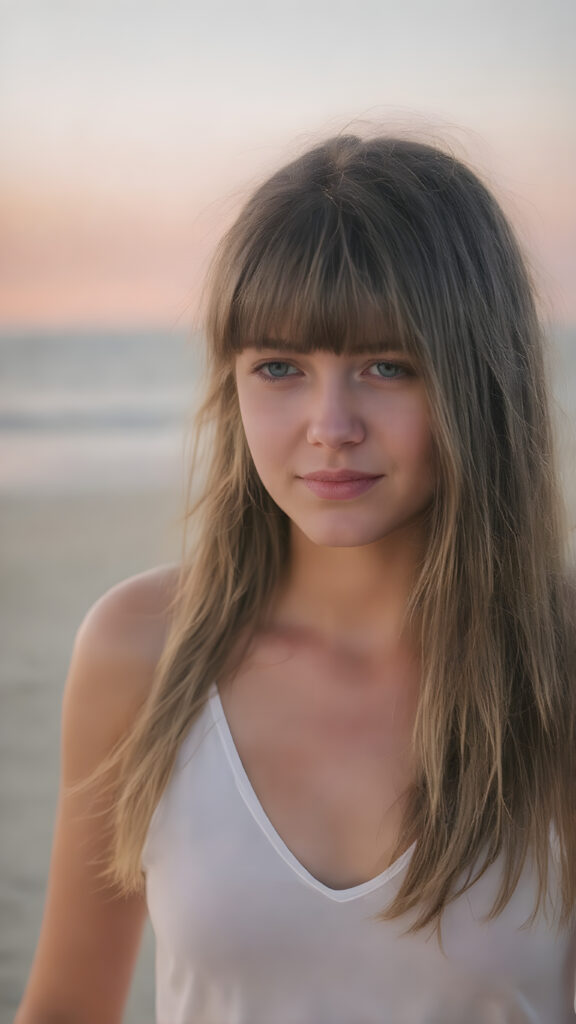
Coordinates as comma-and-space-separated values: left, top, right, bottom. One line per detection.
0, 326, 575, 496
0, 329, 204, 493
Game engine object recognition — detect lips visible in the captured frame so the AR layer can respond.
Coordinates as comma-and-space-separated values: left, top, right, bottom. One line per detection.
299, 472, 383, 500
299, 470, 382, 482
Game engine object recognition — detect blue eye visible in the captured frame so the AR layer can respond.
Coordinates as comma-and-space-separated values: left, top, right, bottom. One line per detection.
252, 358, 410, 384
372, 361, 406, 379
256, 361, 299, 381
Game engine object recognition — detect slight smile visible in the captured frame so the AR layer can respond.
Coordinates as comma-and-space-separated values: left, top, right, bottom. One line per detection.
298, 470, 384, 501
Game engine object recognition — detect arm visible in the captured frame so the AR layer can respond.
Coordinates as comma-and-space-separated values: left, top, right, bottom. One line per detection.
14, 569, 175, 1024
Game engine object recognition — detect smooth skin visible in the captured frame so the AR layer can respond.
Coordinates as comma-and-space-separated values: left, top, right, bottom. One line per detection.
16, 347, 435, 1018
235, 345, 435, 553
218, 347, 434, 887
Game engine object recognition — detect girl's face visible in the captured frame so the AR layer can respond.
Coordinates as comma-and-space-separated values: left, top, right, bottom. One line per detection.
234, 344, 436, 549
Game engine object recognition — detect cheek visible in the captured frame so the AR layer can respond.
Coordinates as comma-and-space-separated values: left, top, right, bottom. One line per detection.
237, 398, 291, 481
390, 406, 438, 500
413, 422, 438, 496
413, 422, 437, 483
413, 420, 436, 464
239, 390, 292, 449
385, 403, 434, 462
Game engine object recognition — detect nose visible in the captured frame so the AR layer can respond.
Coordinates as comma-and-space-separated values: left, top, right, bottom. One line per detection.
306, 378, 365, 449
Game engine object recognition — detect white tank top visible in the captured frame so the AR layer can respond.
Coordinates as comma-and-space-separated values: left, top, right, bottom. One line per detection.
142, 684, 576, 1023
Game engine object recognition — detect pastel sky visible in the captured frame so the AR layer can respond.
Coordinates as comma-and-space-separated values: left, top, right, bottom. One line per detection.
1, 0, 575, 327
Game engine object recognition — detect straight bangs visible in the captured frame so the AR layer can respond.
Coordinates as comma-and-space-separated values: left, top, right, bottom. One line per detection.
103, 132, 576, 942
208, 186, 424, 367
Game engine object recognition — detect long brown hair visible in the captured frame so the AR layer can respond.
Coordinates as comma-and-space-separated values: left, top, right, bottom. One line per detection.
101, 132, 576, 939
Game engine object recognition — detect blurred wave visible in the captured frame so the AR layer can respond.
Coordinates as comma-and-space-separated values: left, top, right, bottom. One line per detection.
0, 329, 202, 493
0, 326, 573, 496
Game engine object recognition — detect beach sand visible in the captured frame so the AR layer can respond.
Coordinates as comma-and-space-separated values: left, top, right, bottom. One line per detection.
1, 486, 182, 1023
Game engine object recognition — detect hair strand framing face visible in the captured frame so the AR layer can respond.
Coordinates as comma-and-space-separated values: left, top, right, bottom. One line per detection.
96, 131, 575, 946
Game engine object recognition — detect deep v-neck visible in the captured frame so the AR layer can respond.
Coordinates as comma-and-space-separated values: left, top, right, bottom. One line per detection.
208, 684, 416, 903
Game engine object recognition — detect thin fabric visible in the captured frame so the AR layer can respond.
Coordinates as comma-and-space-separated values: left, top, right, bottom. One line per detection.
143, 687, 576, 1024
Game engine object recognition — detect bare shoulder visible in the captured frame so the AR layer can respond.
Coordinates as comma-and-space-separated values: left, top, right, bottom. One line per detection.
64, 564, 181, 765
78, 562, 180, 644
13, 566, 182, 1023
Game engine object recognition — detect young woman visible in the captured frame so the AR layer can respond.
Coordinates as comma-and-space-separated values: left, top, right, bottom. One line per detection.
16, 133, 576, 1023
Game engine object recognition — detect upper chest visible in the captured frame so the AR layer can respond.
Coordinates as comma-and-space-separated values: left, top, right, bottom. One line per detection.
218, 630, 419, 887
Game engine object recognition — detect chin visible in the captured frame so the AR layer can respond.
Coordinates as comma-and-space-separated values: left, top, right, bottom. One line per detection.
290, 504, 432, 550
295, 519, 393, 549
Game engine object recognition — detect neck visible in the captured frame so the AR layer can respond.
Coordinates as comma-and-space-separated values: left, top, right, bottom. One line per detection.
268, 522, 426, 658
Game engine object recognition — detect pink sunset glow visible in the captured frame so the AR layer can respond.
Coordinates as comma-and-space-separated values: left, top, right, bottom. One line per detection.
2, 1, 574, 329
